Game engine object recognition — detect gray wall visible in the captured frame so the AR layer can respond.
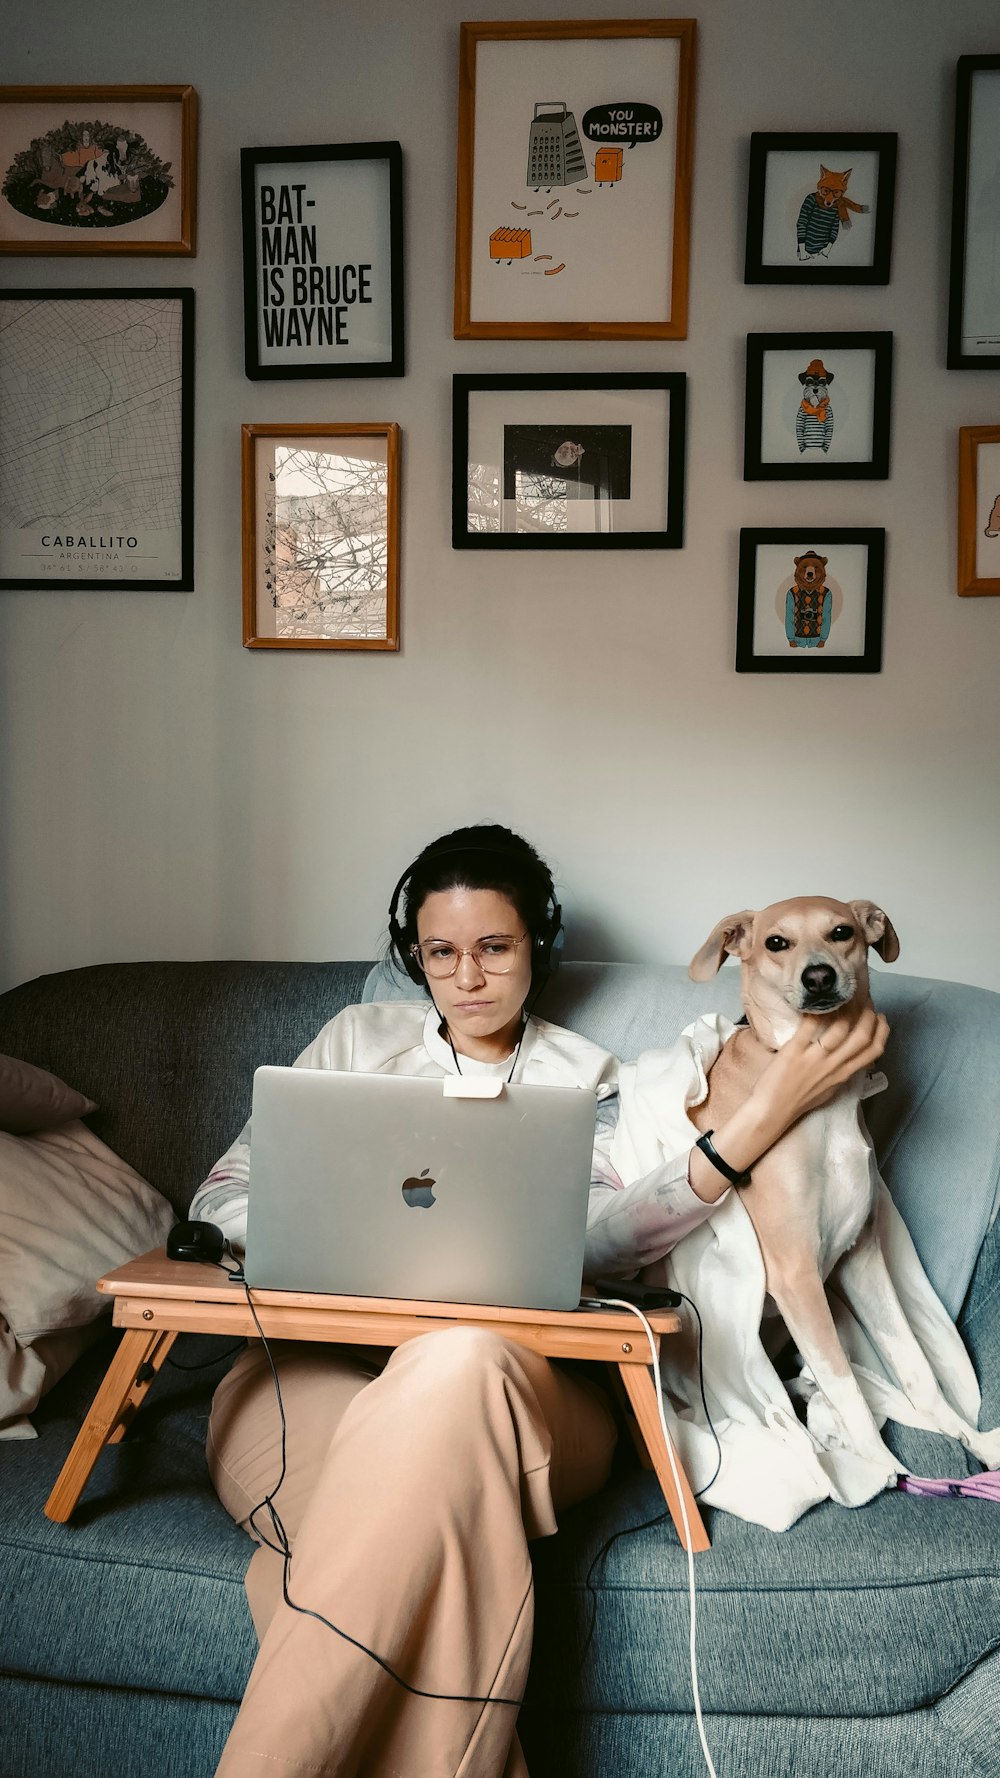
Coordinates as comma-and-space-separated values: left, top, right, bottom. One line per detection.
3, 0, 999, 991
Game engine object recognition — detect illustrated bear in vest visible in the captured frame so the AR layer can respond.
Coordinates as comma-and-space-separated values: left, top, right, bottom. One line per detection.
785, 551, 831, 649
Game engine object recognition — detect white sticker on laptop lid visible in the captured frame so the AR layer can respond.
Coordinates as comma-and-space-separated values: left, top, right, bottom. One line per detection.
442, 1075, 505, 1099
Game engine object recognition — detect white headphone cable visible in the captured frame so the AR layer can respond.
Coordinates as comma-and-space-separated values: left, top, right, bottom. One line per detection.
599, 1298, 719, 1778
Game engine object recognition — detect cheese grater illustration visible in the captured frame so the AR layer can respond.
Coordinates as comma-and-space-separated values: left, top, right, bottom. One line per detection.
526, 102, 588, 189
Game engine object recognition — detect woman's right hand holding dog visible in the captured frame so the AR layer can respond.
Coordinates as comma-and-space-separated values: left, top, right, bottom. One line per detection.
688, 1006, 889, 1202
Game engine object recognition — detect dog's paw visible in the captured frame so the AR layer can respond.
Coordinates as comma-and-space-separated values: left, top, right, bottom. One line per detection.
966, 1425, 1000, 1469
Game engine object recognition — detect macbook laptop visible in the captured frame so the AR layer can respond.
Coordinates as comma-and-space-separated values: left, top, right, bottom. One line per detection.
243, 1066, 598, 1311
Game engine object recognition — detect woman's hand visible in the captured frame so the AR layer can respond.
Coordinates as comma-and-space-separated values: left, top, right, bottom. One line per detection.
687, 1004, 889, 1203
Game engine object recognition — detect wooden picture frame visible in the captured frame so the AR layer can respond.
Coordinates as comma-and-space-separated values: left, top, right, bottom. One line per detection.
242, 423, 400, 649
744, 332, 893, 480
453, 372, 686, 549
454, 19, 696, 340
947, 57, 1000, 369
0, 85, 197, 255
744, 133, 897, 286
736, 527, 885, 673
958, 427, 1000, 596
0, 288, 194, 591
240, 142, 403, 380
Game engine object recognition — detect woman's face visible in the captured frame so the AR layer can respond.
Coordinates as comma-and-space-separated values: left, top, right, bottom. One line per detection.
415, 886, 534, 1058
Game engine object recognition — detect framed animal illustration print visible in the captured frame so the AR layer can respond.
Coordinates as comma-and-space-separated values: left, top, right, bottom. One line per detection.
744, 134, 897, 286
744, 333, 893, 480
736, 528, 885, 673
0, 85, 197, 255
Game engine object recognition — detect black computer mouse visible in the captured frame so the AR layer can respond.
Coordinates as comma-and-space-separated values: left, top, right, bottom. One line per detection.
166, 1219, 225, 1264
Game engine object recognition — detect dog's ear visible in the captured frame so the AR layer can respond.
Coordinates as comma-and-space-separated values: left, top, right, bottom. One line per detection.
688, 911, 756, 980
850, 901, 900, 963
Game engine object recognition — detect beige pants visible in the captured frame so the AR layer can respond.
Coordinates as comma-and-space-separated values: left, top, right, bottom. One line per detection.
207, 1327, 618, 1778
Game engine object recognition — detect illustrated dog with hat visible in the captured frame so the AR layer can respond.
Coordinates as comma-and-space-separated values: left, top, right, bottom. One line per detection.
796, 359, 834, 453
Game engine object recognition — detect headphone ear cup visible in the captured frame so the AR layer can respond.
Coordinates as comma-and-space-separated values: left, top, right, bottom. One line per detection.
388, 912, 425, 986
533, 899, 563, 977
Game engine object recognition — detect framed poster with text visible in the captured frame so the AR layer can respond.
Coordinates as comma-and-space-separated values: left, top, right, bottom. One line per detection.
0, 288, 194, 591
241, 142, 404, 379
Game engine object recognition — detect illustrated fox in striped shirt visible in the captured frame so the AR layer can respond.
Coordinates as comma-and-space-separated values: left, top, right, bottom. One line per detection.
796, 167, 869, 261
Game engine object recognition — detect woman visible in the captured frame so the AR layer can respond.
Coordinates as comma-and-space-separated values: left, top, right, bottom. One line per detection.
192, 824, 886, 1778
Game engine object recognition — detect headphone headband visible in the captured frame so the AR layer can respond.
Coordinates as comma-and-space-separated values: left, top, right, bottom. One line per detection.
387, 838, 563, 986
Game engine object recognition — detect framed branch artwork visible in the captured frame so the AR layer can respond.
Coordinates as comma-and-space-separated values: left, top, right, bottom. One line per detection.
453, 372, 686, 549
736, 528, 885, 673
947, 57, 1000, 369
0, 288, 194, 591
240, 142, 403, 379
958, 427, 1000, 595
744, 332, 893, 480
0, 85, 197, 255
744, 133, 897, 286
454, 19, 696, 339
242, 423, 400, 650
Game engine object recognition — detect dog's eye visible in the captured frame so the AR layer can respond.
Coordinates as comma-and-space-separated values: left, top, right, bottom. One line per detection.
829, 924, 855, 943
765, 935, 790, 953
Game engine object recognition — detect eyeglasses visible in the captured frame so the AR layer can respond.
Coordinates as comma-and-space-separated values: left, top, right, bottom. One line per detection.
409, 934, 530, 979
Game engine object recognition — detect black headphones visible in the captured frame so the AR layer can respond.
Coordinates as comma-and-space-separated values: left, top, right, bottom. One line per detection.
387, 840, 563, 987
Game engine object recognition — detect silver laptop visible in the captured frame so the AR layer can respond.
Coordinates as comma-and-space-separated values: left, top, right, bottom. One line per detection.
243, 1067, 597, 1311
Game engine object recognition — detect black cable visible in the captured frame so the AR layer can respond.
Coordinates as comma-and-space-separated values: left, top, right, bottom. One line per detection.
238, 1279, 525, 1707
577, 1288, 722, 1668
166, 1339, 247, 1373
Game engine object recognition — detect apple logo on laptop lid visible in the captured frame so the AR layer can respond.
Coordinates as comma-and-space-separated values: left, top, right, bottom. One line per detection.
401, 1168, 436, 1209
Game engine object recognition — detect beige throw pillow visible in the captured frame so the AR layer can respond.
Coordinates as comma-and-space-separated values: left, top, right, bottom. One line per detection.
0, 1052, 97, 1134
0, 1119, 174, 1435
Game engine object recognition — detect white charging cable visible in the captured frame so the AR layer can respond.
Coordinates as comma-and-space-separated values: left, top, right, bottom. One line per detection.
600, 1298, 719, 1778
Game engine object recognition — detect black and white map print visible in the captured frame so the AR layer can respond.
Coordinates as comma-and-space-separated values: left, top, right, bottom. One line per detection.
0, 294, 185, 585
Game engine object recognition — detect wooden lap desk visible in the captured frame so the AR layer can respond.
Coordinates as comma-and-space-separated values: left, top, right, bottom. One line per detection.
43, 1249, 710, 1553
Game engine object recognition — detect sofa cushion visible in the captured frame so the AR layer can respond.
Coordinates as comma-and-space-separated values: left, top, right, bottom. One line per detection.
0, 1053, 96, 1135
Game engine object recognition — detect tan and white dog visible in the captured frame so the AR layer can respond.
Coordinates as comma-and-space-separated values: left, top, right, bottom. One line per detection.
689, 896, 1000, 1472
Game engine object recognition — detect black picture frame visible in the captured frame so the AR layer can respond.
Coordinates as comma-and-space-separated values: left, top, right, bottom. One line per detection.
453, 372, 687, 550
947, 56, 1000, 370
0, 287, 194, 591
240, 142, 404, 381
736, 527, 885, 674
744, 332, 893, 481
744, 133, 897, 286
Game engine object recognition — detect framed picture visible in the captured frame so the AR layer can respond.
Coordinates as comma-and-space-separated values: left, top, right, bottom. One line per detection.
947, 58, 1000, 369
736, 528, 885, 673
453, 372, 686, 549
744, 332, 893, 480
958, 427, 1000, 596
0, 85, 196, 255
454, 19, 696, 340
0, 288, 194, 591
242, 423, 400, 649
241, 143, 403, 380
744, 133, 897, 285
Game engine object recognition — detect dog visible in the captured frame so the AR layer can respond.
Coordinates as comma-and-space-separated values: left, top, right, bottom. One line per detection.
688, 896, 1000, 1473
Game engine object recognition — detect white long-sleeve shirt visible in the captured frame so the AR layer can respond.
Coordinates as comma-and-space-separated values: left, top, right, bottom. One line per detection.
189, 1001, 720, 1276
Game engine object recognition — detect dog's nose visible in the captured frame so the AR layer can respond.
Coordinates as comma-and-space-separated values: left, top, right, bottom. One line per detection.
802, 963, 837, 996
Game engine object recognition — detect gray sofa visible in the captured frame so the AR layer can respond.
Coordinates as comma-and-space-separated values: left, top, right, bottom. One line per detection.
1, 956, 998, 1778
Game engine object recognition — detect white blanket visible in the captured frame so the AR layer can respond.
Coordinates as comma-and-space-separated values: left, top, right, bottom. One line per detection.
610, 1016, 987, 1531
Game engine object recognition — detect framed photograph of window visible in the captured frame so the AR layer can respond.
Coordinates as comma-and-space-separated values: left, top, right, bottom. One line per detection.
454, 19, 696, 339
0, 288, 194, 590
736, 528, 885, 673
240, 142, 403, 380
958, 427, 1000, 595
0, 85, 197, 255
744, 133, 897, 285
242, 423, 400, 649
947, 57, 1000, 369
744, 332, 893, 480
453, 372, 686, 549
